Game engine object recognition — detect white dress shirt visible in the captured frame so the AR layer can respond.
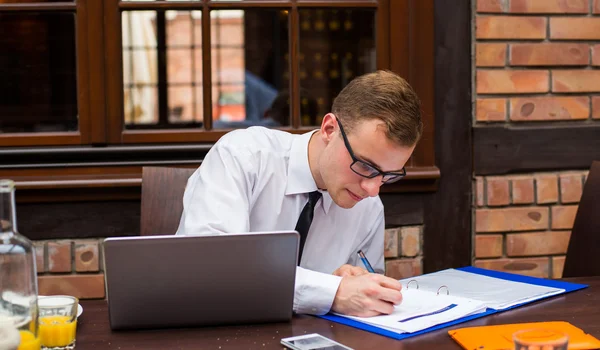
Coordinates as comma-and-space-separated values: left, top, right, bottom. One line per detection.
176, 126, 385, 315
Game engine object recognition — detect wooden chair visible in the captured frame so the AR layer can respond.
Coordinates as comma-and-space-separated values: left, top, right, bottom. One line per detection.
140, 166, 196, 236
563, 161, 600, 278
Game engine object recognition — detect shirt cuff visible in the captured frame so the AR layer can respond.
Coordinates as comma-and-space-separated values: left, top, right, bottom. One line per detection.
293, 267, 343, 315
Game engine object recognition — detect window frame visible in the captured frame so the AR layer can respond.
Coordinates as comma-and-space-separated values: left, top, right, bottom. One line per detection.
0, 0, 437, 187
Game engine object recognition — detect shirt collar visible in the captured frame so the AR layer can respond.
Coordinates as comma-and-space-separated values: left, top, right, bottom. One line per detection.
286, 130, 335, 214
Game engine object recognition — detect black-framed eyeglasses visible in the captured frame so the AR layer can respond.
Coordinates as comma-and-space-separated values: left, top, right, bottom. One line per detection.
336, 117, 406, 184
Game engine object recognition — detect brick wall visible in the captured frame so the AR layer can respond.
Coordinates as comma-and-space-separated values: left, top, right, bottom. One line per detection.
34, 239, 105, 299
31, 226, 422, 299
474, 0, 600, 278
474, 171, 587, 278
383, 226, 423, 279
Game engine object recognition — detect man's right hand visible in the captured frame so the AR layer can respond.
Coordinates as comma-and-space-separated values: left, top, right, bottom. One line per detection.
331, 274, 403, 317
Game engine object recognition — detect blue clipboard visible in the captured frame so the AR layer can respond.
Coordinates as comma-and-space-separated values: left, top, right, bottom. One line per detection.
317, 266, 588, 340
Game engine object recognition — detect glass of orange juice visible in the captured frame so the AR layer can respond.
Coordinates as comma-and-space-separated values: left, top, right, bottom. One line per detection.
38, 296, 78, 350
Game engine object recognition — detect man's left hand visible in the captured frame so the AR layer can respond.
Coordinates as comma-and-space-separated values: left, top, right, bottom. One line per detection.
333, 264, 370, 277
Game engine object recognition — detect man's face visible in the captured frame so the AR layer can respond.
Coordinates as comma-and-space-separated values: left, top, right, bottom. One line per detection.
318, 114, 415, 209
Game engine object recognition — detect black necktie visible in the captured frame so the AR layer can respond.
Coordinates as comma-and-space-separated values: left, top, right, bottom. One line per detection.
295, 190, 322, 265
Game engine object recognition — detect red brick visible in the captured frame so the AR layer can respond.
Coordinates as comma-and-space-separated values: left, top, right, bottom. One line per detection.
509, 0, 589, 13
477, 70, 549, 94
593, 96, 600, 119
34, 242, 46, 274
511, 177, 535, 204
474, 257, 550, 278
75, 241, 99, 272
506, 231, 571, 256
550, 18, 600, 39
510, 43, 588, 66
47, 241, 72, 273
476, 16, 546, 39
476, 99, 506, 122
560, 173, 583, 203
476, 177, 485, 207
552, 205, 578, 229
400, 226, 421, 257
552, 256, 566, 279
38, 274, 105, 299
384, 228, 399, 258
595, 0, 600, 13
475, 234, 504, 258
477, 0, 506, 12
487, 177, 510, 206
476, 207, 549, 232
510, 97, 589, 121
385, 258, 422, 280
592, 45, 600, 66
552, 70, 600, 93
476, 43, 506, 67
536, 175, 559, 204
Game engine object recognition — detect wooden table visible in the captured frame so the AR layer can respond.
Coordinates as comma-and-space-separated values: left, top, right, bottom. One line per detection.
76, 277, 600, 349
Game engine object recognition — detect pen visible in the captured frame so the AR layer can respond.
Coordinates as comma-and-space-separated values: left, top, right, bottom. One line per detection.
357, 250, 375, 273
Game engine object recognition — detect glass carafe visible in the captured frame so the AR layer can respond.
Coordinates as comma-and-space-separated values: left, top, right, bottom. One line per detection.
0, 179, 40, 350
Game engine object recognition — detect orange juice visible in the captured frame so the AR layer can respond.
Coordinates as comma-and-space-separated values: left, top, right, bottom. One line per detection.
18, 330, 41, 350
39, 316, 77, 347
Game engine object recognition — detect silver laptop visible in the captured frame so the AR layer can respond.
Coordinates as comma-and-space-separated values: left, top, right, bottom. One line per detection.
102, 231, 299, 330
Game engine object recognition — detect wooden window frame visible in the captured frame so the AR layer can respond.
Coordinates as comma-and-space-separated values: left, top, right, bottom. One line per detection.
0, 0, 438, 191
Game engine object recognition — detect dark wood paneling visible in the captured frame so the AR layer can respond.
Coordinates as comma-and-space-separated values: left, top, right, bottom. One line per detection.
0, 133, 81, 147
87, 0, 107, 144
104, 0, 125, 143
17, 201, 140, 240
423, 0, 472, 273
0, 3, 76, 11
380, 194, 424, 227
0, 145, 212, 168
388, 0, 435, 169
201, 2, 213, 130
474, 124, 600, 175
408, 0, 435, 168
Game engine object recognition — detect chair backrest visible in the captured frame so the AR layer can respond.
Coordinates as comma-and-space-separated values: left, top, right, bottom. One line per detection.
140, 166, 196, 236
563, 161, 600, 278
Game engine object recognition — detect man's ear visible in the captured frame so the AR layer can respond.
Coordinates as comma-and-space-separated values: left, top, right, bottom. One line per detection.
320, 113, 337, 144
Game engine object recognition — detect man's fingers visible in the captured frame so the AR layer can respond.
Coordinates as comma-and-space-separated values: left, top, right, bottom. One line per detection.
373, 275, 402, 291
368, 299, 395, 315
350, 266, 369, 276
338, 270, 353, 277
374, 286, 403, 305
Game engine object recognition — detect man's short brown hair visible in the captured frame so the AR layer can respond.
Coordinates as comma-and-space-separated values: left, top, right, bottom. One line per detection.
331, 70, 423, 147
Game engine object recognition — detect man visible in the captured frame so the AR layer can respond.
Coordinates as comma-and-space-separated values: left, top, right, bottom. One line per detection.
176, 70, 423, 317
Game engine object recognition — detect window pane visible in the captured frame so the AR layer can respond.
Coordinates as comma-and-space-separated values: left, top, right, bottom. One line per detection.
124, 87, 158, 126
0, 12, 78, 134
122, 10, 203, 129
298, 8, 376, 126
168, 86, 194, 123
211, 9, 289, 129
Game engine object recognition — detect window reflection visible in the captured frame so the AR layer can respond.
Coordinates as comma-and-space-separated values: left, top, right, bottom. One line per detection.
211, 9, 289, 129
122, 10, 204, 129
0, 12, 78, 134
298, 8, 376, 126
122, 9, 290, 130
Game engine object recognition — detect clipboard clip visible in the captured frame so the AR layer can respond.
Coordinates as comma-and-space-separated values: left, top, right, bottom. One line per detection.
406, 279, 419, 290
405, 280, 450, 295
437, 285, 450, 296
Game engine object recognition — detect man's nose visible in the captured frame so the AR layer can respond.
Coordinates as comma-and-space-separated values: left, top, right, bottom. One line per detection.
360, 175, 383, 197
